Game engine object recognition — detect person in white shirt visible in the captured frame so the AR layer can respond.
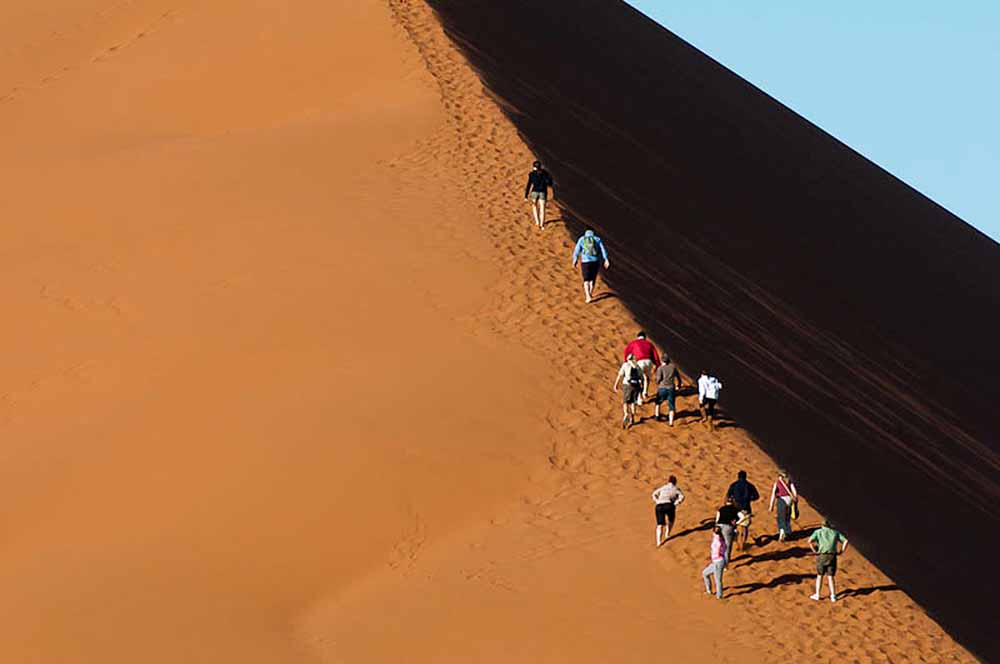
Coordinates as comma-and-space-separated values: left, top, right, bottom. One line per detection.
651, 475, 685, 546
613, 354, 647, 430
697, 370, 723, 432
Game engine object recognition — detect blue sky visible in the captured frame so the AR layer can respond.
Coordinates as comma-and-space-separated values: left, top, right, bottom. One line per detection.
627, 1, 1000, 242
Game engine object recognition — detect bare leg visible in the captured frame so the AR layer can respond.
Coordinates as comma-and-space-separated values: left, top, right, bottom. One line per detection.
584, 280, 594, 303
828, 575, 837, 601
654, 402, 661, 419
656, 525, 664, 547
621, 403, 629, 429
668, 408, 675, 426
811, 575, 822, 600
537, 199, 547, 229
529, 199, 540, 227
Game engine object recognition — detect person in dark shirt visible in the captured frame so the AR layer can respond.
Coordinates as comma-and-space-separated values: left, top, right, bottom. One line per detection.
715, 496, 740, 563
524, 160, 554, 230
725, 470, 760, 549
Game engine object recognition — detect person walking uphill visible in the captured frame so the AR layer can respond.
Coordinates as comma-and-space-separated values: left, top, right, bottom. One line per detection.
654, 356, 682, 425
613, 354, 646, 429
767, 470, 799, 541
697, 370, 723, 432
725, 470, 760, 550
808, 520, 849, 602
524, 160, 554, 230
571, 229, 609, 304
702, 526, 727, 599
715, 496, 739, 563
651, 475, 685, 546
623, 332, 660, 401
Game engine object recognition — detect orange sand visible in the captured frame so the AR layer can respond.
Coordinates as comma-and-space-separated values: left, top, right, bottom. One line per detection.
0, 1, 976, 662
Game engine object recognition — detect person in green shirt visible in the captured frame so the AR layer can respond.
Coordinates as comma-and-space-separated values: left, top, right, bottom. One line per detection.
808, 520, 848, 602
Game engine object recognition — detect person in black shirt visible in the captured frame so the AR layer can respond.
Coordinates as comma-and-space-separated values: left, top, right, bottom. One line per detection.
725, 470, 760, 549
524, 160, 554, 230
715, 496, 740, 563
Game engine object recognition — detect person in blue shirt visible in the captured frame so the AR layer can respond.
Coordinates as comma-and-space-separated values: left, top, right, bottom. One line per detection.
571, 229, 610, 303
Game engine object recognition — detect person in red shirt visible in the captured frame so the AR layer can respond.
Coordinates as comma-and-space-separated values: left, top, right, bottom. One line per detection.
623, 331, 660, 400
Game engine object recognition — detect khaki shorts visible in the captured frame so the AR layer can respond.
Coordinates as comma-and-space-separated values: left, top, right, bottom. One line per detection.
816, 553, 838, 576
622, 384, 641, 405
529, 191, 547, 201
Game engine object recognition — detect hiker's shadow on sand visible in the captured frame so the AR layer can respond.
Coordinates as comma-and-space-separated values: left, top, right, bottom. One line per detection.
733, 545, 812, 568
544, 217, 568, 226
728, 573, 814, 597
590, 292, 618, 303
839, 584, 900, 598
667, 519, 714, 541
751, 524, 820, 549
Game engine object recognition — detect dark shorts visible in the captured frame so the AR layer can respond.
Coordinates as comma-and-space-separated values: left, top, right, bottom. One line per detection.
623, 383, 641, 404
581, 260, 600, 282
702, 398, 717, 416
817, 553, 838, 576
655, 387, 676, 410
655, 502, 676, 526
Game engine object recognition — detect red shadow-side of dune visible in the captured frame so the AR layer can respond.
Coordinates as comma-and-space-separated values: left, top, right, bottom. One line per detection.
427, 0, 1000, 658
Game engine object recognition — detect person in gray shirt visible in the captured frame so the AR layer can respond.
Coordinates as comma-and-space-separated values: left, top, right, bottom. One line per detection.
654, 357, 683, 426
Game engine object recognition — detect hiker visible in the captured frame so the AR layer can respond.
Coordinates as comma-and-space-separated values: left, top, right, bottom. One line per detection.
524, 160, 554, 230
715, 496, 739, 563
701, 526, 727, 599
571, 229, 610, 304
623, 331, 660, 401
808, 520, 849, 602
735, 507, 753, 552
654, 356, 682, 425
725, 471, 759, 549
651, 475, 685, 546
767, 469, 799, 541
613, 353, 646, 429
697, 370, 723, 431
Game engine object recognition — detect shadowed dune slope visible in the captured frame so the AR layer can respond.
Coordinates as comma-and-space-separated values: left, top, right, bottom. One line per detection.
427, 0, 1000, 657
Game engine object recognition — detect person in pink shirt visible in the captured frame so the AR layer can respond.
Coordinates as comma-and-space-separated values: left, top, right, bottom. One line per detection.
767, 469, 799, 542
701, 526, 727, 599
622, 331, 660, 401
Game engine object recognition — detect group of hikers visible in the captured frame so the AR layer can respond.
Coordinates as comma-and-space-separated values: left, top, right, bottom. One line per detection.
653, 470, 849, 602
525, 162, 722, 432
613, 331, 722, 431
525, 161, 849, 603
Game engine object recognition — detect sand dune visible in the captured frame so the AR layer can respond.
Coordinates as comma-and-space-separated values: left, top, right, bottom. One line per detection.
0, 0, 985, 662
423, 0, 999, 658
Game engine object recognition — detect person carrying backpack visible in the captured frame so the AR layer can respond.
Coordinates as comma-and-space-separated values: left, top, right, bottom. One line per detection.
613, 353, 646, 429
571, 229, 610, 303
524, 160, 554, 230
